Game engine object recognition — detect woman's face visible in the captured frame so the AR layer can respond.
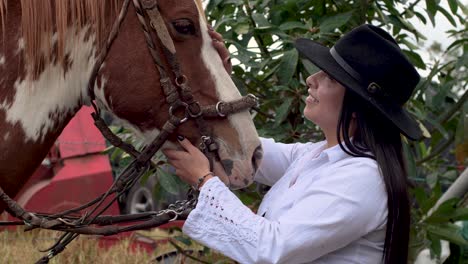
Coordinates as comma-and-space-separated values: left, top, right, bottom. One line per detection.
304, 71, 346, 136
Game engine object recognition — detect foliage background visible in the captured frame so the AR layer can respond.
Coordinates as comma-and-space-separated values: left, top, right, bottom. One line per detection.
200, 0, 467, 262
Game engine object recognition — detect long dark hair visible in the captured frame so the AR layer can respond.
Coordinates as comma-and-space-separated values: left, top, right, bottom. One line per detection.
337, 90, 410, 264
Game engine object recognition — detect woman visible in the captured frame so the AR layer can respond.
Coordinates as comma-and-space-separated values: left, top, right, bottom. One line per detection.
163, 24, 422, 263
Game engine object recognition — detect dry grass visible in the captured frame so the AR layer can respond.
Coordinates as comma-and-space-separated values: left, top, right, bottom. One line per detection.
0, 228, 234, 264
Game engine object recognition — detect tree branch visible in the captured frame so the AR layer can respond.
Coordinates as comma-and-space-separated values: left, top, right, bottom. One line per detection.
243, 0, 271, 59
416, 133, 455, 165
400, 0, 422, 17
437, 85, 468, 125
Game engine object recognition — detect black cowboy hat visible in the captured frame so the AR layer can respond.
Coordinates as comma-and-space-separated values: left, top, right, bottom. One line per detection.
295, 24, 422, 140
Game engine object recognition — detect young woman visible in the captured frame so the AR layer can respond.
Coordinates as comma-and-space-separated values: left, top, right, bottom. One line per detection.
163, 24, 422, 263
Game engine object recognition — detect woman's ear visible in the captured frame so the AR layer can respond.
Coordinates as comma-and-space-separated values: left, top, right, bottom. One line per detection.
352, 112, 357, 119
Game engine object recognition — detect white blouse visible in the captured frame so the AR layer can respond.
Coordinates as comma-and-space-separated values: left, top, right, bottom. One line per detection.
183, 138, 388, 264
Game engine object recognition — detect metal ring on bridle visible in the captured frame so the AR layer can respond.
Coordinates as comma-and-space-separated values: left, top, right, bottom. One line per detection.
188, 101, 203, 118
175, 75, 188, 87
216, 101, 226, 117
247, 93, 260, 107
141, 0, 158, 10
169, 102, 189, 123
164, 209, 179, 222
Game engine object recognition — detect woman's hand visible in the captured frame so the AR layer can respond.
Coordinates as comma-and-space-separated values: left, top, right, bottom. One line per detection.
208, 26, 232, 74
162, 136, 212, 188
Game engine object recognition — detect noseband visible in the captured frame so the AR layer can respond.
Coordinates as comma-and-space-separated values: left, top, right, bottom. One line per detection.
88, 0, 258, 172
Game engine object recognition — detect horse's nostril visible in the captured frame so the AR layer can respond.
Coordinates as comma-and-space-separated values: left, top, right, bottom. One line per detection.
252, 145, 263, 171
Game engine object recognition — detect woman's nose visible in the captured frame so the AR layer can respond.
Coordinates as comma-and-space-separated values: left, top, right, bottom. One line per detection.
306, 73, 318, 89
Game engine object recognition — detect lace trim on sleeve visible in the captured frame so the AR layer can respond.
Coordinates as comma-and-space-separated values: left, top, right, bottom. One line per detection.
183, 177, 263, 246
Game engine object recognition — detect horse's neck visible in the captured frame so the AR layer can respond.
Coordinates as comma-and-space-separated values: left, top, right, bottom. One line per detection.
0, 0, 100, 199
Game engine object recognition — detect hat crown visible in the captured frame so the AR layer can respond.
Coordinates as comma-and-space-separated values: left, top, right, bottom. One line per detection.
333, 25, 420, 105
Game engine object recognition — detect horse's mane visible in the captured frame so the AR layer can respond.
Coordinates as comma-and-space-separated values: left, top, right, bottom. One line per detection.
1, 0, 207, 76
194, 0, 207, 22
0, 0, 120, 75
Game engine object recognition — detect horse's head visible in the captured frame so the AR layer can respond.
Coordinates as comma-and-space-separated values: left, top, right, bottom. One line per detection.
96, 0, 262, 188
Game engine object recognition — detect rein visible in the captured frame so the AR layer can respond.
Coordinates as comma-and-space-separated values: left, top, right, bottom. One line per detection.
0, 0, 258, 263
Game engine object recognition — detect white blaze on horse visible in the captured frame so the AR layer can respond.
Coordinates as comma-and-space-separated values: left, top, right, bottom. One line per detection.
0, 0, 262, 212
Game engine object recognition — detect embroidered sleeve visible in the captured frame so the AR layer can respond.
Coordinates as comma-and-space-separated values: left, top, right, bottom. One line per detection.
254, 137, 305, 186
183, 177, 265, 262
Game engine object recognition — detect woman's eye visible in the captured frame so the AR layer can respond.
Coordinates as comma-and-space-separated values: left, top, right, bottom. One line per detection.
172, 19, 196, 35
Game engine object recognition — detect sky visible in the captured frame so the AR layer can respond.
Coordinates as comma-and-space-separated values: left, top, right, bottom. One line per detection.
403, 1, 466, 66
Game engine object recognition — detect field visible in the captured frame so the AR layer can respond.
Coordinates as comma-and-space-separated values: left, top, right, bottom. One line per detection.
0, 228, 233, 264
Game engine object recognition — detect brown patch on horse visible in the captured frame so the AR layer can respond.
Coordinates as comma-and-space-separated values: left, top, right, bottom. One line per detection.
0, 108, 74, 212
0, 0, 6, 42
0, 1, 26, 106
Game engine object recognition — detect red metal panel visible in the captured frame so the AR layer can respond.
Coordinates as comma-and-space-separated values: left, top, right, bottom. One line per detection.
57, 106, 107, 159
17, 154, 119, 215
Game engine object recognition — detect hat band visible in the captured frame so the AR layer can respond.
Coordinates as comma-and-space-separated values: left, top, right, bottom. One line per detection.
330, 47, 364, 84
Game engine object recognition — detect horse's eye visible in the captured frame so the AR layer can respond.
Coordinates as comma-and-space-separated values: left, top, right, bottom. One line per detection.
172, 19, 196, 35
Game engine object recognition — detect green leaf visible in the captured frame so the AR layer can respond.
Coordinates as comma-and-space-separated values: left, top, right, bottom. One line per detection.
110, 148, 124, 162
404, 143, 417, 178
157, 168, 182, 195
426, 223, 468, 247
252, 13, 272, 28
437, 5, 457, 27
428, 233, 442, 257
446, 38, 468, 52
448, 0, 458, 14
300, 58, 320, 75
425, 0, 437, 26
234, 23, 250, 34
207, 0, 224, 9
277, 49, 299, 84
279, 21, 308, 31
426, 172, 438, 189
402, 50, 427, 70
259, 63, 281, 81
319, 11, 353, 33
412, 186, 427, 211
274, 97, 294, 126
413, 11, 427, 24
421, 182, 442, 214
425, 198, 459, 223
415, 61, 440, 95
423, 198, 468, 223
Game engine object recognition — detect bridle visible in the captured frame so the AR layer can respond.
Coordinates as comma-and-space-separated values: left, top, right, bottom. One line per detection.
0, 0, 259, 263
88, 0, 258, 173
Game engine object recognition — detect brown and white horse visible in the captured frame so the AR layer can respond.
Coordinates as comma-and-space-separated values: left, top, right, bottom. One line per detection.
0, 0, 262, 212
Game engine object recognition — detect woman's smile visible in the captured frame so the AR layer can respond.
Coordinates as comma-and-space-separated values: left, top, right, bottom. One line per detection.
306, 89, 319, 104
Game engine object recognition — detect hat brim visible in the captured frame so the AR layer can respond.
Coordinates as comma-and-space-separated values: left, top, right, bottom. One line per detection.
295, 38, 422, 140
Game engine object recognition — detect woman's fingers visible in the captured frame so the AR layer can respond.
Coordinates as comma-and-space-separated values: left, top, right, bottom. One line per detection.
207, 26, 232, 74
223, 56, 232, 74
208, 28, 223, 41
176, 136, 199, 153
161, 148, 185, 160
212, 41, 232, 73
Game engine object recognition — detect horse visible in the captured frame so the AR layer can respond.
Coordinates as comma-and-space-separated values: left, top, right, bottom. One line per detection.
0, 0, 263, 213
